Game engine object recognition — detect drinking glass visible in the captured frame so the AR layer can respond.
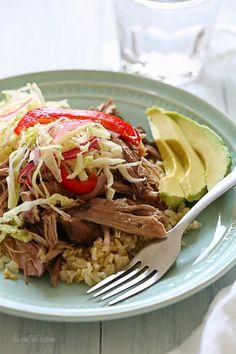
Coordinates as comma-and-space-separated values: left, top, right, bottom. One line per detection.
112, 0, 221, 85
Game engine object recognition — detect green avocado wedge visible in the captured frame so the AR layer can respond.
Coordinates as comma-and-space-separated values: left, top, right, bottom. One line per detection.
148, 117, 185, 208
165, 111, 232, 190
147, 107, 207, 204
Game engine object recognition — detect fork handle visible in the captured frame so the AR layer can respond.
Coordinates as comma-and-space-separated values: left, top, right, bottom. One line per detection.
175, 167, 236, 233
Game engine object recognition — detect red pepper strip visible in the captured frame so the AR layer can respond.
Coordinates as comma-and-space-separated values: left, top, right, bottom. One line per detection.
14, 107, 141, 145
60, 164, 97, 195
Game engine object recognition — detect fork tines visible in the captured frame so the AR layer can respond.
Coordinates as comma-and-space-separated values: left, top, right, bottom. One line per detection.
87, 261, 159, 305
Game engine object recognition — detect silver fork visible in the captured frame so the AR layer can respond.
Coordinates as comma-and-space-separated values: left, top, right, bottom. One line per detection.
87, 168, 236, 305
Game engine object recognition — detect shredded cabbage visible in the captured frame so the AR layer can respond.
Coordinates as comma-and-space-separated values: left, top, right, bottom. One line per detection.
0, 224, 33, 243
103, 165, 115, 200
0, 83, 146, 241
3, 89, 144, 200
0, 83, 69, 162
98, 139, 122, 157
118, 165, 146, 183
7, 146, 29, 209
41, 148, 62, 182
31, 160, 44, 198
67, 155, 93, 180
0, 193, 73, 225
88, 124, 110, 140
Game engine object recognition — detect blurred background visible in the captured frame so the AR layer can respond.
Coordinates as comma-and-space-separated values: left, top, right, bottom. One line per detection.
0, 0, 235, 83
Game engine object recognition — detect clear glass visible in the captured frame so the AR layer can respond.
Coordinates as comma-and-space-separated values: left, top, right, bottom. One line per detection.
113, 0, 221, 85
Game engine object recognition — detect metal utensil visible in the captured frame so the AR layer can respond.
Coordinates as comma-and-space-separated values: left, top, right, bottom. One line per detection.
87, 168, 236, 305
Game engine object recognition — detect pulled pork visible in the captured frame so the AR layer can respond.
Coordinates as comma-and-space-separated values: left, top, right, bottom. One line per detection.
2, 238, 46, 277
62, 198, 166, 238
0, 100, 167, 286
43, 212, 58, 249
94, 98, 120, 116
20, 191, 40, 224
111, 136, 147, 195
49, 255, 63, 288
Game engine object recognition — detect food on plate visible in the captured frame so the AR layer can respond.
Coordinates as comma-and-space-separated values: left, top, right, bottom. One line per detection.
164, 111, 231, 190
147, 107, 207, 205
146, 107, 231, 207
146, 136, 185, 209
0, 84, 230, 286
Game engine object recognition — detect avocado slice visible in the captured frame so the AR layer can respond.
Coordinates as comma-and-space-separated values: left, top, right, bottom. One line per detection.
148, 118, 185, 208
147, 107, 207, 203
166, 111, 231, 190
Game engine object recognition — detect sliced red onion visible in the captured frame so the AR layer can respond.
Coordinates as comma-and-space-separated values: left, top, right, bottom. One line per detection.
62, 138, 98, 161
0, 98, 32, 119
88, 137, 98, 149
62, 147, 81, 160
79, 136, 98, 148
18, 162, 35, 186
79, 173, 106, 200
52, 119, 93, 143
49, 124, 63, 139
26, 164, 36, 186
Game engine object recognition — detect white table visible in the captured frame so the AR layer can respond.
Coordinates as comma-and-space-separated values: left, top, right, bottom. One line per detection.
0, 1, 236, 353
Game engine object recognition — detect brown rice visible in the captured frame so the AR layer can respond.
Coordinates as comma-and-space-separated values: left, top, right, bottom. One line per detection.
58, 204, 201, 286
0, 204, 200, 285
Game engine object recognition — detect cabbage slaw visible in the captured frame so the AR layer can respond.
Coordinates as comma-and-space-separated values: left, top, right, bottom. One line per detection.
0, 84, 145, 237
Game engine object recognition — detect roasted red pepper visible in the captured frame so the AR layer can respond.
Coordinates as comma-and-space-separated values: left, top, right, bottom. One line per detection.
60, 164, 97, 195
14, 107, 141, 145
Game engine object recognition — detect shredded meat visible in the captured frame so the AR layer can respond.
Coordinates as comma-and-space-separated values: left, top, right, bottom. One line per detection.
37, 181, 75, 198
139, 158, 167, 209
113, 180, 162, 204
65, 198, 166, 238
113, 180, 134, 196
139, 191, 166, 209
142, 158, 162, 190
30, 231, 48, 247
60, 218, 102, 246
0, 159, 9, 170
113, 162, 166, 209
49, 255, 63, 288
40, 241, 71, 263
144, 143, 161, 161
112, 136, 147, 195
0, 167, 8, 177
43, 211, 58, 249
0, 189, 8, 216
39, 175, 106, 200
95, 99, 120, 116
0, 159, 9, 185
20, 191, 40, 224
137, 126, 161, 162
0, 100, 169, 286
2, 238, 46, 277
